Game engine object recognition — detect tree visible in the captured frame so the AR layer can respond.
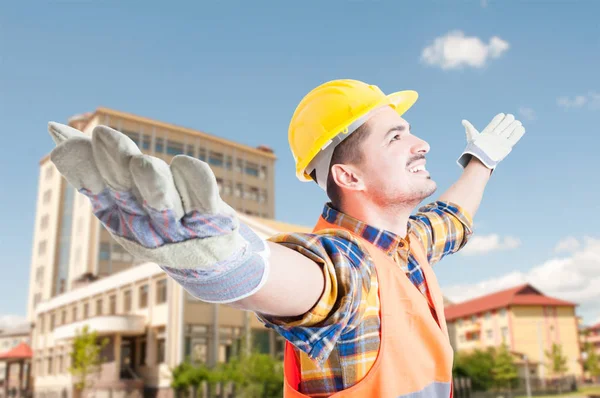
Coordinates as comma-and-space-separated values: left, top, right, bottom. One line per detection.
453, 348, 496, 391
583, 342, 600, 381
545, 343, 569, 393
68, 325, 109, 396
170, 361, 193, 398
491, 343, 519, 392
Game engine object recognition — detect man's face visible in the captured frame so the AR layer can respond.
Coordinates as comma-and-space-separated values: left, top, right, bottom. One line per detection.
356, 106, 436, 206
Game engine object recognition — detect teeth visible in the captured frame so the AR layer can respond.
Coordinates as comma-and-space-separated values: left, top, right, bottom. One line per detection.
409, 165, 426, 173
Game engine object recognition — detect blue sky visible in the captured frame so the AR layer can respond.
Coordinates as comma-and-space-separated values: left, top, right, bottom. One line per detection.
1, 1, 599, 326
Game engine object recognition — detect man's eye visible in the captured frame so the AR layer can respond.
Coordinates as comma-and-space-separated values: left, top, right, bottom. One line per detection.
392, 134, 401, 141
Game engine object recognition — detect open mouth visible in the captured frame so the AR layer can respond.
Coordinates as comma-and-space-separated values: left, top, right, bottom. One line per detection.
408, 164, 426, 173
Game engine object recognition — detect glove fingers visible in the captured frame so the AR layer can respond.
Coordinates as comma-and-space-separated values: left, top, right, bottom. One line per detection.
50, 136, 107, 195
492, 113, 515, 135
48, 122, 88, 145
499, 120, 522, 138
170, 155, 223, 215
507, 125, 526, 146
92, 126, 142, 192
130, 155, 185, 221
461, 120, 479, 142
480, 113, 506, 136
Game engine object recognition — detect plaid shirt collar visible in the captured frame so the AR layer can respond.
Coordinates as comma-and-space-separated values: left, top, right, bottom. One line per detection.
321, 203, 411, 257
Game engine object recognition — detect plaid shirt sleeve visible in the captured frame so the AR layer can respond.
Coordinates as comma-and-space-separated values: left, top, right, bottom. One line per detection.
409, 200, 474, 265
255, 229, 372, 361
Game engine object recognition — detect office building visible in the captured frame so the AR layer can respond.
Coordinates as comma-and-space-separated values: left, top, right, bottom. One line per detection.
26, 108, 310, 397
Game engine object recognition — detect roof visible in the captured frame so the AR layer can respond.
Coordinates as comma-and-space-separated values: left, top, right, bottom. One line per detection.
0, 342, 32, 361
444, 283, 576, 322
41, 106, 278, 164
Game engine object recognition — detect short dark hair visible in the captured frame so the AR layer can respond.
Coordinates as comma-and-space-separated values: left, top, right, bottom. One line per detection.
324, 122, 372, 209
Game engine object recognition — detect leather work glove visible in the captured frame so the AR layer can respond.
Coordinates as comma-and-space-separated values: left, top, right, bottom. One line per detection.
457, 113, 525, 169
47, 122, 270, 303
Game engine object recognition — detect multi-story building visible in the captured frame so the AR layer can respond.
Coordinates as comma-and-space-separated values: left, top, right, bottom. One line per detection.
581, 321, 600, 382
444, 283, 582, 381
26, 108, 311, 397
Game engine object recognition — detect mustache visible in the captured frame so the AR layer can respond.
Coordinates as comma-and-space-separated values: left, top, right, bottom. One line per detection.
406, 154, 426, 167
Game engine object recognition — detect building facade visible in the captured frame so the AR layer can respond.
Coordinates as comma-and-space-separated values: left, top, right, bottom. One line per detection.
26, 108, 309, 397
445, 284, 583, 381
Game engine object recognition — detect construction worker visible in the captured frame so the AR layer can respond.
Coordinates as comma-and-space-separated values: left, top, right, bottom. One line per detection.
47, 79, 525, 397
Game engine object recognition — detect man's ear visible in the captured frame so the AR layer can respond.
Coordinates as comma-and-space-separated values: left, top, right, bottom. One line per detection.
330, 163, 365, 193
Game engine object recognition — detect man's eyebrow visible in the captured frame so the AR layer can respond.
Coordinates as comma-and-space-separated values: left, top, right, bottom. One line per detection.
385, 124, 411, 138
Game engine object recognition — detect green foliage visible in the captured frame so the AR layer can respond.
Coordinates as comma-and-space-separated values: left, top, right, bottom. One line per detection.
68, 325, 109, 392
453, 344, 518, 392
491, 343, 519, 390
545, 343, 569, 378
453, 348, 497, 391
583, 342, 600, 377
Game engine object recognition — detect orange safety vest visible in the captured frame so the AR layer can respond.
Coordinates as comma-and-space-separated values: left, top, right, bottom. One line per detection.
283, 215, 455, 398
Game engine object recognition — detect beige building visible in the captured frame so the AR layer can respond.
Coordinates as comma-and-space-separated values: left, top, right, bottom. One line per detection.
445, 284, 583, 381
26, 108, 310, 397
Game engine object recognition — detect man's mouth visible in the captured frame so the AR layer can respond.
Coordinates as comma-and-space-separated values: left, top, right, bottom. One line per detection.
407, 159, 427, 174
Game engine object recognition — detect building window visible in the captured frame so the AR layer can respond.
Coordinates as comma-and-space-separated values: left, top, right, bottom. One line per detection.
139, 340, 146, 366
259, 166, 267, 179
259, 190, 267, 204
45, 167, 54, 180
245, 162, 259, 177
83, 303, 89, 319
500, 308, 507, 317
225, 156, 232, 170
501, 326, 509, 342
72, 306, 78, 322
197, 148, 206, 162
96, 299, 103, 316
208, 151, 224, 167
156, 279, 167, 304
99, 242, 110, 261
185, 144, 195, 157
124, 290, 132, 312
216, 178, 223, 194
43, 189, 52, 204
109, 295, 116, 315
139, 285, 149, 308
50, 314, 55, 331
485, 311, 491, 320
142, 135, 151, 150
155, 138, 164, 153
248, 187, 259, 201
61, 310, 66, 325
40, 214, 49, 230
235, 184, 242, 197
235, 159, 243, 173
38, 240, 47, 256
166, 140, 184, 156
486, 329, 493, 340
157, 338, 166, 363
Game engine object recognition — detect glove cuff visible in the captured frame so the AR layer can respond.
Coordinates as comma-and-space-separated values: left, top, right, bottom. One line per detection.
457, 142, 499, 169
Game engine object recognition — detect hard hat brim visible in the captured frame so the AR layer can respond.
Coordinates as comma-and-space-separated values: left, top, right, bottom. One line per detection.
298, 89, 419, 181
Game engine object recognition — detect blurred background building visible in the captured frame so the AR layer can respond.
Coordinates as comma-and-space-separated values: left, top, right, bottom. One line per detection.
26, 108, 310, 398
444, 284, 583, 381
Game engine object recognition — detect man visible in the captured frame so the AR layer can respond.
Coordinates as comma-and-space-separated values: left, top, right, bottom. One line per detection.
47, 79, 524, 397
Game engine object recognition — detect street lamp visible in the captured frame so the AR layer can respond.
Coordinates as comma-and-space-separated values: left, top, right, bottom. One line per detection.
523, 354, 532, 398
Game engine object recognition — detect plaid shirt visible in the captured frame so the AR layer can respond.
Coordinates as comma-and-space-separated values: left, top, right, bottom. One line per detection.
258, 201, 473, 397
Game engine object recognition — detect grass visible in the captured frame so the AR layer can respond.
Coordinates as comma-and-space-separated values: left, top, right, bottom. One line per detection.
514, 385, 600, 398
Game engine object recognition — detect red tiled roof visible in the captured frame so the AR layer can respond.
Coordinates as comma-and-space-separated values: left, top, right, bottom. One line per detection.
0, 342, 33, 360
444, 283, 576, 322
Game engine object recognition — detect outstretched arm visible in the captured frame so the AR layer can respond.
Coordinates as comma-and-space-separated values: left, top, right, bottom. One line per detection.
438, 157, 491, 218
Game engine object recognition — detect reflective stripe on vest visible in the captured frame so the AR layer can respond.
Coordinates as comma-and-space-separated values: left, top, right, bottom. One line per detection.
283, 216, 455, 398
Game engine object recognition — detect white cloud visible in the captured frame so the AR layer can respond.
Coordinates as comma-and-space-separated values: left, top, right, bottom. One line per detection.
518, 106, 536, 121
557, 91, 600, 110
421, 31, 509, 70
460, 234, 521, 256
445, 237, 600, 324
554, 236, 581, 253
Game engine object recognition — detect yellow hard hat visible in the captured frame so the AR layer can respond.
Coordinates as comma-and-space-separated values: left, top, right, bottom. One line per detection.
288, 79, 419, 182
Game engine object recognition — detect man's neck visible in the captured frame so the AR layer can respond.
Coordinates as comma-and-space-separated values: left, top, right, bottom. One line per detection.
338, 199, 415, 238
